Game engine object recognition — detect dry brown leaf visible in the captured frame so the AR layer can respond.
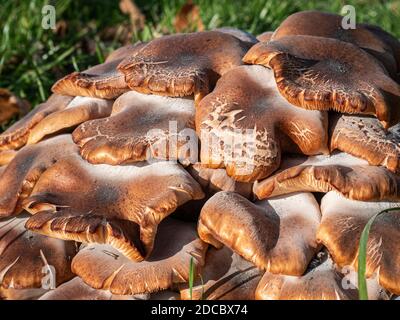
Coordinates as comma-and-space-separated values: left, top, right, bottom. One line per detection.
174, 0, 204, 33
119, 0, 145, 32
0, 89, 30, 125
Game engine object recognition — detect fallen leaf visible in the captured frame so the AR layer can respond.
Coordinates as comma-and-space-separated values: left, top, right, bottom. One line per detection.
0, 89, 30, 125
119, 0, 145, 32
174, 0, 204, 33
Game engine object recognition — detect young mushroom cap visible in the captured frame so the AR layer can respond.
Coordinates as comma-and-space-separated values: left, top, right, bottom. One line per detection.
23, 154, 204, 260
254, 152, 400, 201
330, 114, 400, 172
198, 191, 321, 275
180, 246, 262, 300
70, 218, 207, 295
318, 191, 400, 295
72, 90, 196, 165
117, 30, 253, 102
0, 94, 73, 151
197, 65, 328, 182
0, 135, 78, 217
0, 215, 77, 299
271, 11, 399, 76
256, 257, 385, 300
26, 96, 114, 145
243, 35, 400, 128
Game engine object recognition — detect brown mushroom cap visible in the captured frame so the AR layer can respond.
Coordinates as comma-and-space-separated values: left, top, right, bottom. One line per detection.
23, 154, 204, 260
214, 27, 258, 44
51, 44, 144, 99
72, 90, 195, 165
254, 152, 400, 201
318, 191, 400, 295
0, 149, 17, 166
26, 96, 114, 145
0, 135, 78, 217
330, 114, 400, 172
197, 65, 328, 182
180, 246, 262, 300
256, 31, 274, 42
70, 218, 207, 295
0, 215, 77, 299
117, 30, 253, 102
0, 94, 73, 151
256, 257, 386, 300
243, 35, 400, 128
271, 11, 399, 76
198, 191, 321, 275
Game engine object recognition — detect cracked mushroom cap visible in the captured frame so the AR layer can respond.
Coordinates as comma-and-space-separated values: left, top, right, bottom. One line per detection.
72, 90, 196, 165
197, 65, 328, 182
243, 35, 400, 128
70, 218, 207, 295
330, 114, 400, 173
117, 30, 253, 102
198, 191, 321, 275
23, 154, 204, 260
0, 135, 78, 218
318, 191, 400, 295
0, 215, 77, 300
0, 94, 73, 151
180, 246, 262, 300
271, 11, 399, 76
256, 256, 386, 300
51, 43, 144, 99
26, 96, 114, 145
254, 152, 400, 201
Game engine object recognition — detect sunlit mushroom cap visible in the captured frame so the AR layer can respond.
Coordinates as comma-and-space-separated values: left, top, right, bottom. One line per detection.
318, 191, 400, 295
243, 35, 400, 128
254, 152, 400, 201
0, 135, 78, 217
197, 65, 328, 182
256, 31, 274, 42
23, 154, 204, 260
0, 94, 73, 151
198, 191, 321, 275
214, 27, 258, 44
70, 218, 207, 295
330, 114, 400, 172
256, 256, 386, 300
180, 246, 262, 300
0, 150, 16, 166
0, 215, 77, 299
72, 90, 196, 165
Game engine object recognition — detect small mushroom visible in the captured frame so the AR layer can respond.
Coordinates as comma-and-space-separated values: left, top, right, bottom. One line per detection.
180, 246, 262, 300
0, 215, 77, 300
0, 135, 78, 217
256, 31, 274, 42
243, 35, 400, 128
197, 65, 328, 182
72, 91, 195, 165
23, 154, 204, 260
330, 114, 400, 172
271, 11, 399, 76
318, 191, 400, 295
254, 152, 400, 201
0, 94, 73, 151
198, 191, 321, 275
70, 218, 207, 295
26, 96, 114, 145
256, 256, 386, 300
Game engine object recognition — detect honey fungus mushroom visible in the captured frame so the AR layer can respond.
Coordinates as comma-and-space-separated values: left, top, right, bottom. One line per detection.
0, 135, 78, 217
72, 91, 196, 165
0, 215, 77, 300
70, 218, 207, 295
196, 65, 328, 182
243, 35, 400, 128
23, 154, 204, 260
53, 31, 253, 103
254, 152, 400, 201
198, 191, 321, 275
318, 191, 400, 295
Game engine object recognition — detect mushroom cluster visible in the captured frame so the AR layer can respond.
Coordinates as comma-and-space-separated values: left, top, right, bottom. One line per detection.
1, 10, 400, 300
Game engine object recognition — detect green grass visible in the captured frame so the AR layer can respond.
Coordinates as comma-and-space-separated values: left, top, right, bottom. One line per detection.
1, 0, 399, 125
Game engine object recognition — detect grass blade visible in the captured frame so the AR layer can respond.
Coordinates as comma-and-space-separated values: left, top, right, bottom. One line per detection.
189, 256, 195, 300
